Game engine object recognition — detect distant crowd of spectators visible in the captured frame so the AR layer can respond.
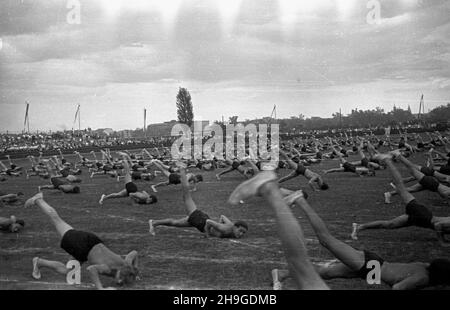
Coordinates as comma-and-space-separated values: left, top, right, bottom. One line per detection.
0, 132, 175, 154
1, 123, 447, 155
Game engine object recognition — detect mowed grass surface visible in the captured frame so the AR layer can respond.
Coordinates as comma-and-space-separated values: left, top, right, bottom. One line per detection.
1, 149, 450, 290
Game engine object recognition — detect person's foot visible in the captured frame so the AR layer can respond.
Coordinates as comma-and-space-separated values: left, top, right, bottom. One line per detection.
271, 269, 282, 290
215, 174, 221, 181
32, 257, 41, 279
25, 192, 44, 208
351, 223, 359, 240
99, 194, 105, 205
117, 176, 120, 182
384, 192, 392, 204
228, 170, 277, 205
284, 190, 306, 207
90, 172, 95, 178
148, 220, 155, 236
151, 185, 158, 193
390, 182, 397, 190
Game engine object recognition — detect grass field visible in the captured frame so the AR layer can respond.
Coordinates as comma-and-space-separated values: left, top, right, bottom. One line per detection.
1, 149, 450, 290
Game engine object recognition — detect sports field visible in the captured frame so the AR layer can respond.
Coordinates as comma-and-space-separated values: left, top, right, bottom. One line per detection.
1, 150, 450, 290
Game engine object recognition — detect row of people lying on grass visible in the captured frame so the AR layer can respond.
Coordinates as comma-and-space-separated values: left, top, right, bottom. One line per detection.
23, 156, 450, 290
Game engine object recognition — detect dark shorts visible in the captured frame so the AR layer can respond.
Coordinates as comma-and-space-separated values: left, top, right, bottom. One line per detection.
60, 169, 70, 178
231, 161, 240, 170
187, 210, 210, 233
51, 177, 69, 188
343, 162, 356, 173
295, 164, 307, 175
417, 142, 424, 149
316, 152, 322, 159
439, 165, 450, 176
131, 171, 142, 180
103, 165, 113, 172
168, 173, 181, 185
60, 229, 103, 263
125, 182, 138, 195
406, 200, 434, 229
420, 166, 435, 177
419, 176, 440, 192
361, 158, 369, 168
356, 250, 385, 279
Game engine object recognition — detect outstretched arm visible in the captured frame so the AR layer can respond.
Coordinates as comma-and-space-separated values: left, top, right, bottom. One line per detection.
86, 264, 114, 290
125, 250, 139, 269
204, 219, 228, 237
219, 215, 233, 225
392, 274, 428, 290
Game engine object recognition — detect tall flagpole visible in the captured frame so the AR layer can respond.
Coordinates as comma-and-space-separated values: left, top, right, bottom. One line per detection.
24, 101, 30, 134
78, 104, 81, 134
144, 108, 147, 138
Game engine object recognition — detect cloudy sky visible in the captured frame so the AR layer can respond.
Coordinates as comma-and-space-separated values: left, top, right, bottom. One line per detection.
0, 0, 449, 132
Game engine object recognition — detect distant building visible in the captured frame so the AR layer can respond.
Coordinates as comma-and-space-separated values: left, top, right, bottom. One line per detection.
146, 120, 210, 137
147, 121, 178, 137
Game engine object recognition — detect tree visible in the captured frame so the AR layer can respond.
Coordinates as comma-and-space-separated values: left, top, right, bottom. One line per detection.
427, 104, 450, 123
176, 87, 194, 127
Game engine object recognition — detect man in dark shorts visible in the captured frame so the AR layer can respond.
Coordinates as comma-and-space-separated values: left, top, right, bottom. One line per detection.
38, 161, 80, 194
26, 192, 139, 290
0, 215, 25, 233
0, 192, 24, 206
384, 151, 450, 203
428, 149, 450, 176
323, 146, 375, 176
99, 159, 157, 205
278, 150, 329, 191
352, 153, 450, 246
149, 166, 248, 239
347, 140, 382, 170
150, 159, 203, 193
215, 158, 252, 181
265, 188, 441, 290
0, 159, 22, 177
396, 152, 450, 185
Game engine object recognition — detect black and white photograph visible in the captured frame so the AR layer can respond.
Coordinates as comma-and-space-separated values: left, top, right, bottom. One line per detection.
1, 0, 450, 293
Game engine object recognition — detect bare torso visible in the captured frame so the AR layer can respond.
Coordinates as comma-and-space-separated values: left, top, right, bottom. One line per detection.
381, 262, 429, 287
87, 244, 126, 276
